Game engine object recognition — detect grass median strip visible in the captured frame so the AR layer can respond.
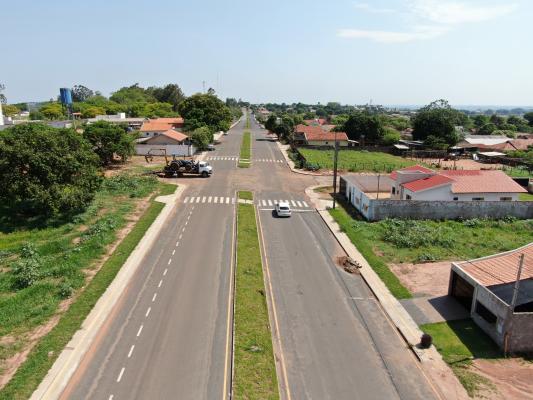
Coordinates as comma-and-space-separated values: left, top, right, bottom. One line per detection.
0, 182, 175, 400
233, 191, 279, 399
239, 131, 251, 168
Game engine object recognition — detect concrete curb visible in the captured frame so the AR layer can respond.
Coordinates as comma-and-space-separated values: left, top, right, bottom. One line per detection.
311, 196, 469, 400
275, 141, 331, 176
31, 184, 187, 400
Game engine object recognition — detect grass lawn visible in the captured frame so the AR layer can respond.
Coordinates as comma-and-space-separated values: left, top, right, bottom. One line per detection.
239, 131, 251, 168
298, 148, 418, 172
421, 319, 501, 397
234, 192, 279, 400
0, 175, 175, 399
519, 192, 533, 201
238, 191, 254, 201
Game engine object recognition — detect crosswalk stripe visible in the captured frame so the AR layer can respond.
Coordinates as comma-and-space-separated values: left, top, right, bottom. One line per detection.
274, 200, 278, 204
232, 198, 235, 204
262, 200, 267, 206
202, 196, 206, 203
195, 197, 200, 203
184, 197, 189, 203
208, 196, 212, 203
268, 200, 273, 206
291, 200, 297, 207
214, 196, 218, 204
303, 201, 309, 207
226, 197, 230, 204
296, 201, 303, 207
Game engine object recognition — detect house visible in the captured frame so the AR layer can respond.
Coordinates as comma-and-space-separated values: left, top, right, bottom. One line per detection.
303, 118, 327, 126
449, 243, 533, 353
294, 124, 349, 147
390, 165, 526, 201
139, 117, 184, 138
135, 130, 194, 157
86, 113, 146, 129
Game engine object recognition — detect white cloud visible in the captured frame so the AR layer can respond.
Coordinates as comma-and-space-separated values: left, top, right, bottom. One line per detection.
353, 2, 395, 14
410, 0, 517, 24
340, 0, 518, 43
338, 25, 448, 43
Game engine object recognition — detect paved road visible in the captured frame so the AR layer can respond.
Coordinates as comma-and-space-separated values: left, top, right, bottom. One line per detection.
62, 112, 437, 400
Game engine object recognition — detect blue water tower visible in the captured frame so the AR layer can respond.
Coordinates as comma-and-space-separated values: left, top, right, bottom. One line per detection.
59, 88, 73, 105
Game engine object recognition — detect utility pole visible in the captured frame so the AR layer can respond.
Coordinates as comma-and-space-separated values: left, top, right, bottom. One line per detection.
332, 130, 339, 209
510, 254, 525, 312
202, 80, 206, 94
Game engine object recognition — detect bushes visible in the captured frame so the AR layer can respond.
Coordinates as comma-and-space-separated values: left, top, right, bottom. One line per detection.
12, 243, 41, 289
380, 219, 455, 249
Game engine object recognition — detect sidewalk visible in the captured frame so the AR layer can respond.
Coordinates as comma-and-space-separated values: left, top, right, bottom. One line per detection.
308, 189, 469, 400
31, 185, 187, 400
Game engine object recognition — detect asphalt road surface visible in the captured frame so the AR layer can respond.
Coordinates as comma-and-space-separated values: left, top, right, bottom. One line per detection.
61, 112, 438, 400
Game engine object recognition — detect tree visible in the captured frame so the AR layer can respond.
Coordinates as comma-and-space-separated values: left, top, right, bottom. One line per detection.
0, 124, 101, 216
478, 123, 497, 135
39, 102, 65, 120
411, 100, 464, 147
177, 93, 232, 132
524, 112, 533, 127
473, 115, 489, 128
143, 102, 175, 118
265, 115, 278, 132
110, 83, 155, 105
2, 104, 20, 117
273, 115, 295, 141
381, 127, 401, 145
343, 111, 384, 143
82, 121, 135, 165
489, 114, 505, 127
148, 84, 185, 111
190, 126, 212, 150
72, 85, 95, 102
0, 83, 6, 104
80, 106, 106, 118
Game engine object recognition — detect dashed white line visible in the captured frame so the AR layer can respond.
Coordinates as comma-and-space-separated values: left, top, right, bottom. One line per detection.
185, 220, 188, 226
163, 268, 168, 276
175, 241, 180, 247
303, 201, 309, 207
117, 367, 125, 382
172, 249, 175, 255
179, 234, 183, 240
158, 280, 163, 288
152, 293, 157, 302
182, 227, 186, 233
136, 325, 143, 337
109, 395, 114, 400
168, 259, 172, 265
128, 345, 135, 358
145, 307, 151, 317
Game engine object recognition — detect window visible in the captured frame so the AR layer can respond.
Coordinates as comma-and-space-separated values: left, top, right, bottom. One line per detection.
392, 187, 396, 195
453, 197, 458, 201
475, 301, 497, 324
500, 197, 512, 201
406, 194, 412, 200
472, 197, 485, 201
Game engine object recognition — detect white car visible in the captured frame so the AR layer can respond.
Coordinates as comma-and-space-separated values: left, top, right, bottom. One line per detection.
275, 201, 292, 217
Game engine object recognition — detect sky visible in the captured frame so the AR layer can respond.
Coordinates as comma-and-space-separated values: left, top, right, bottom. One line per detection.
1, 0, 532, 106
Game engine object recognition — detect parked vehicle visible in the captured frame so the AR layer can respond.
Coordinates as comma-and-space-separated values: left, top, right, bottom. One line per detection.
164, 159, 213, 178
207, 144, 215, 151
275, 201, 292, 217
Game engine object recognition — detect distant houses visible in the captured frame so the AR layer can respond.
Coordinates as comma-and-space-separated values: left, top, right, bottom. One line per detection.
135, 117, 193, 156
293, 124, 351, 147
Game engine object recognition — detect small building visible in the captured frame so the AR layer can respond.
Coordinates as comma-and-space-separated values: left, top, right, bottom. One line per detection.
294, 124, 349, 147
449, 243, 533, 353
139, 118, 184, 138
86, 113, 146, 129
135, 130, 194, 157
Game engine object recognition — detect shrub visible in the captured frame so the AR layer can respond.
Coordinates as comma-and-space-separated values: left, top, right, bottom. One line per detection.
13, 257, 41, 289
380, 219, 455, 249
58, 282, 74, 299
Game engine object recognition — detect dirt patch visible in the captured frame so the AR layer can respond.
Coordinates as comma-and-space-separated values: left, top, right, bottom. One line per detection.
389, 261, 454, 297
472, 358, 533, 400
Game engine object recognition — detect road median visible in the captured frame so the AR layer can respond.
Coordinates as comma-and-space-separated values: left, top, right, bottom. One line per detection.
233, 191, 279, 399
239, 131, 251, 168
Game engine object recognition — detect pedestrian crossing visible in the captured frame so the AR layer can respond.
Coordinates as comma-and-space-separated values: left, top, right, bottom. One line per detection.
182, 195, 310, 209
206, 156, 238, 161
254, 159, 284, 163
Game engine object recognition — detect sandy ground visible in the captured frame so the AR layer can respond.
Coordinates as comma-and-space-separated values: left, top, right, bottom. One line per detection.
389, 261, 453, 297
473, 358, 533, 400
409, 157, 507, 171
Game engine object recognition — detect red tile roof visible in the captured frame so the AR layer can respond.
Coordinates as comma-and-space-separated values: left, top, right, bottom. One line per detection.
402, 174, 454, 192
440, 170, 527, 194
295, 124, 348, 141
457, 243, 533, 287
390, 165, 433, 180
153, 117, 184, 125
140, 121, 173, 132
161, 129, 188, 142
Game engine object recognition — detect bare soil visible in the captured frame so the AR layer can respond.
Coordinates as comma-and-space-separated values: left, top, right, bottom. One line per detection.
389, 261, 453, 297
472, 358, 533, 400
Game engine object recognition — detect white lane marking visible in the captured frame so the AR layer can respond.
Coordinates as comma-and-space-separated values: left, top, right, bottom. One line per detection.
208, 196, 212, 203
179, 234, 182, 240
182, 226, 186, 233
232, 198, 235, 204
158, 280, 163, 288
296, 201, 303, 207
137, 325, 143, 337
185, 220, 188, 226
175, 241, 179, 247
163, 268, 168, 276
172, 249, 175, 255
303, 201, 309, 207
202, 196, 207, 203
168, 259, 172, 265
291, 200, 297, 207
226, 197, 230, 204
117, 367, 125, 382
274, 200, 279, 204
192, 206, 195, 211
128, 345, 135, 358
187, 215, 191, 220
152, 293, 157, 302
262, 200, 267, 206
109, 395, 114, 400
214, 196, 219, 204
268, 200, 273, 206
145, 307, 151, 317
184, 197, 189, 203
195, 197, 201, 203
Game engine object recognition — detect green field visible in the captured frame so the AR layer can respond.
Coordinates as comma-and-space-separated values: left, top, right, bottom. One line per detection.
233, 191, 279, 400
520, 192, 533, 201
239, 131, 252, 168
298, 149, 417, 172
0, 175, 175, 399
421, 320, 500, 396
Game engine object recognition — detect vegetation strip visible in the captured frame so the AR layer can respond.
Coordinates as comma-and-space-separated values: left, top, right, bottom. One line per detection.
233, 191, 279, 399
239, 131, 252, 168
0, 184, 174, 400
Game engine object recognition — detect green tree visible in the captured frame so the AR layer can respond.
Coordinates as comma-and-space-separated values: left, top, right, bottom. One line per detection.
381, 127, 401, 145
143, 102, 175, 118
265, 115, 278, 132
0, 124, 101, 216
80, 106, 106, 118
2, 104, 20, 117
473, 115, 489, 128
178, 93, 232, 132
72, 85, 95, 102
39, 102, 65, 120
82, 121, 135, 165
190, 126, 212, 150
273, 115, 295, 141
148, 84, 185, 111
478, 123, 497, 135
412, 100, 464, 147
110, 83, 155, 105
343, 111, 384, 143
524, 112, 533, 127
489, 114, 505, 127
